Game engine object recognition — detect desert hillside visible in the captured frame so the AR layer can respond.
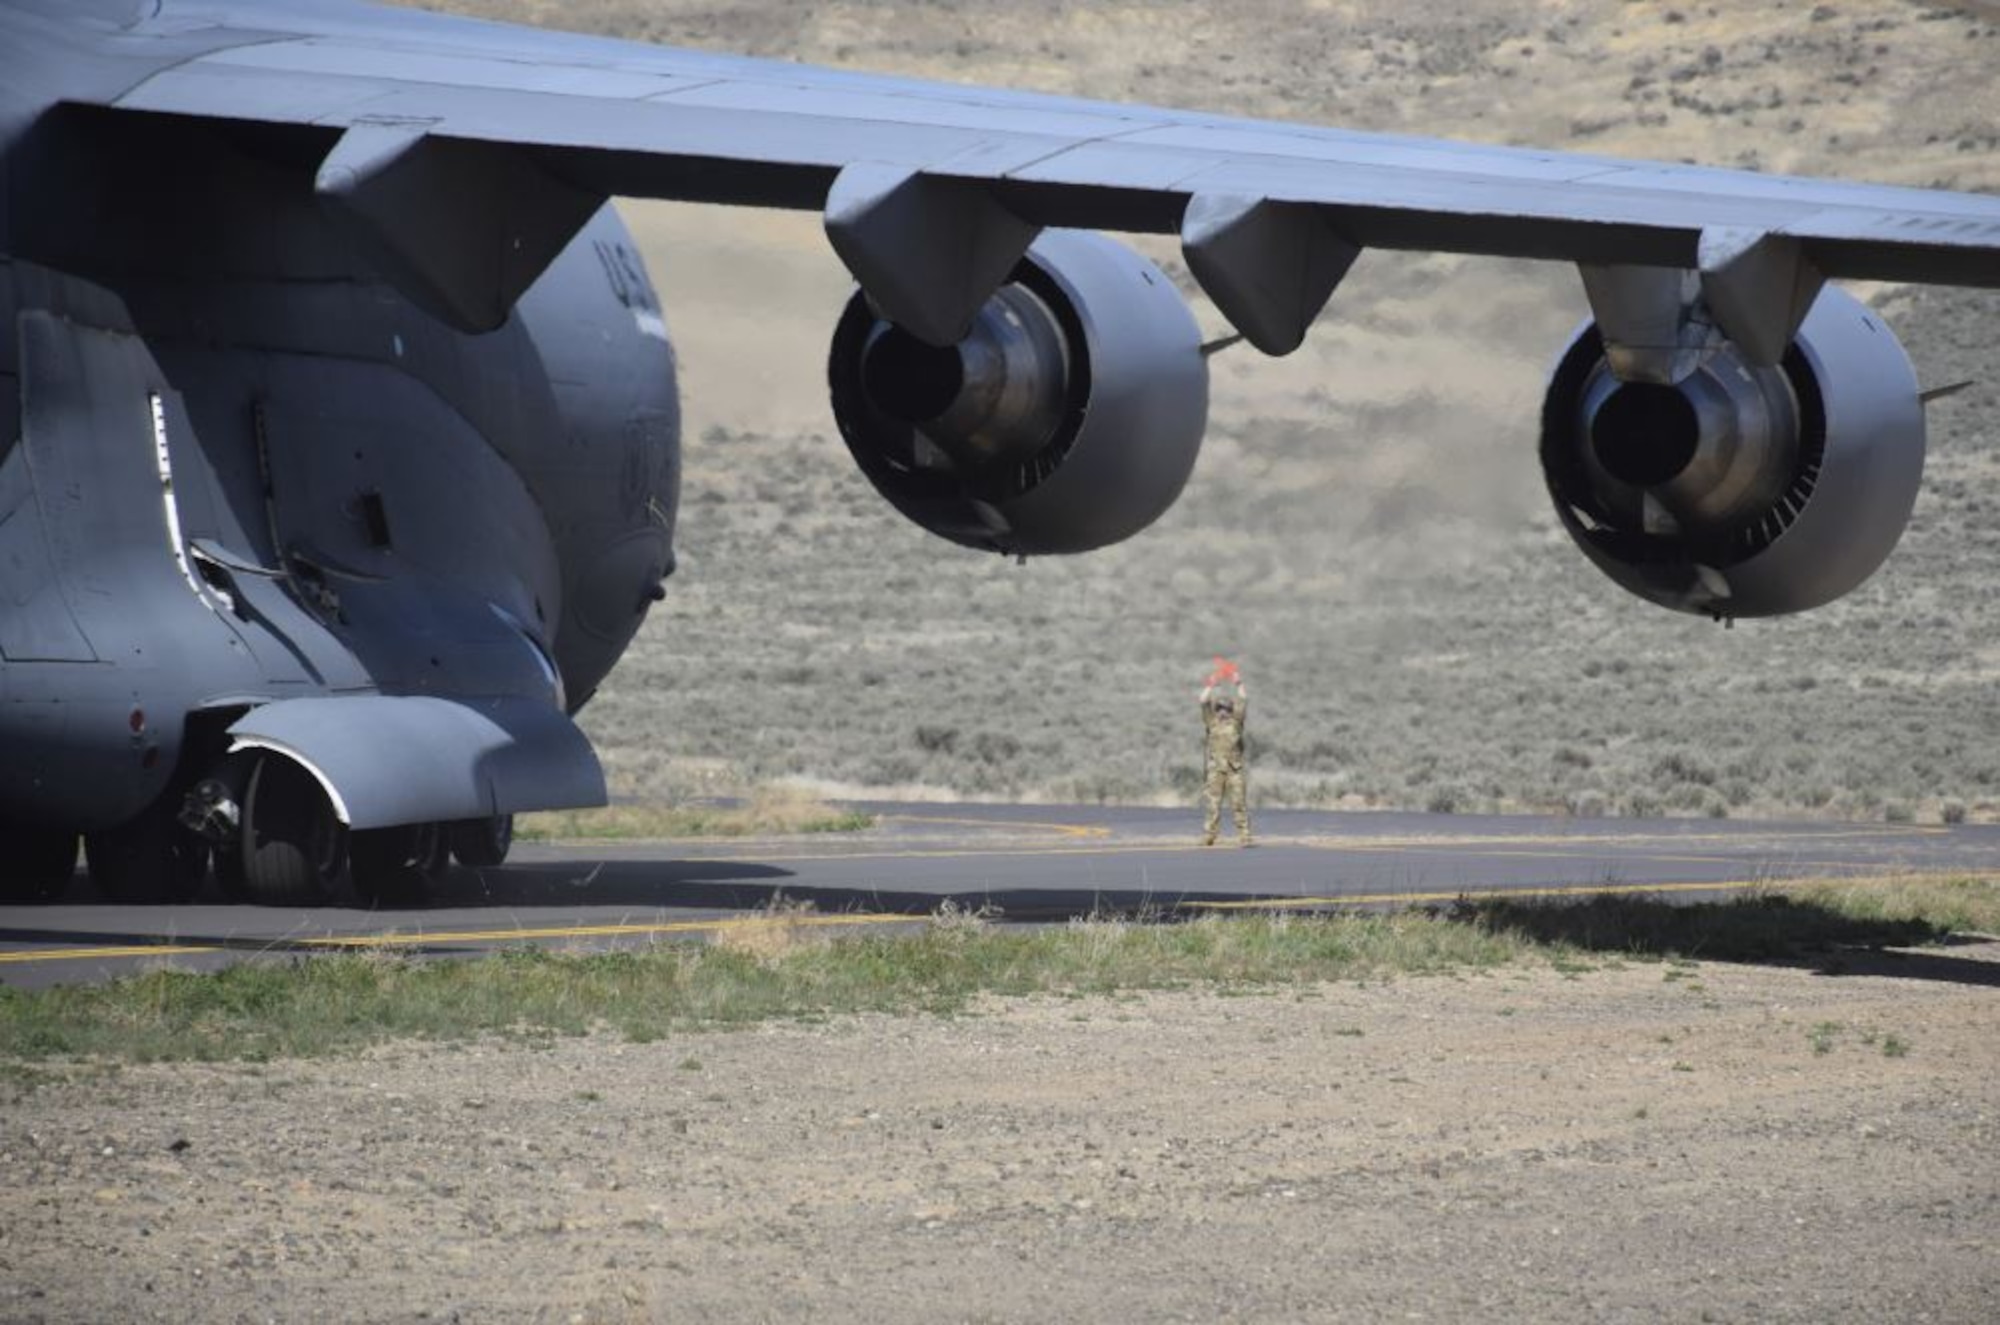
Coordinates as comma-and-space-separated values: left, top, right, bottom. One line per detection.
428, 1, 2000, 820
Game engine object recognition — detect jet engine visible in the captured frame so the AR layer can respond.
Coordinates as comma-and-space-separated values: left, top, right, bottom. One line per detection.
828, 230, 1207, 556
1539, 286, 1925, 618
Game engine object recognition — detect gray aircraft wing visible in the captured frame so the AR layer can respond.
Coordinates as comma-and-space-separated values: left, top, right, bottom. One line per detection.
57, 0, 2000, 353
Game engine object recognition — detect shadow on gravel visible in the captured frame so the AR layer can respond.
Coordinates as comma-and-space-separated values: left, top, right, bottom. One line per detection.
1443, 892, 2000, 988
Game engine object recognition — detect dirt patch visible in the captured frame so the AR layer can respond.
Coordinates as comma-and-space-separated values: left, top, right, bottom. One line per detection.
5, 947, 1996, 1321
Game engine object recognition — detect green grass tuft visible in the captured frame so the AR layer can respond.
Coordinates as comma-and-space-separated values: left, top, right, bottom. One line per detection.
0, 912, 1529, 1064
1774, 875, 2000, 937
1, 875, 1984, 1067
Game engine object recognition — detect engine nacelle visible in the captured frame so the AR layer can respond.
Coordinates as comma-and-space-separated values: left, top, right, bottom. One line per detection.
1540, 286, 1924, 618
828, 230, 1207, 555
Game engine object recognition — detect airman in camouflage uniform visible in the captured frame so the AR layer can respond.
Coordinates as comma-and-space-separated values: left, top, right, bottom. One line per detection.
1200, 673, 1251, 846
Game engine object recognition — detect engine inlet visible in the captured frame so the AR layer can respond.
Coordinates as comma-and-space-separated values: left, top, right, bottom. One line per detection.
858, 284, 1071, 471
1573, 350, 1799, 540
1539, 286, 1925, 618
1590, 384, 1699, 487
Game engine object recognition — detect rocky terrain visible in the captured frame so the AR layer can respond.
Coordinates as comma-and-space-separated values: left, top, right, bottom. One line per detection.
5, 945, 1996, 1322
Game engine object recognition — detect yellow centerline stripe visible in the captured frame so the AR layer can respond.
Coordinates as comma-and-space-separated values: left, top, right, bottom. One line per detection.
0, 913, 911, 965
1185, 875, 1907, 910
879, 813, 1112, 839
1286, 826, 1946, 850
299, 912, 907, 948
648, 824, 1944, 868
663, 842, 1187, 863
0, 944, 224, 964
640, 824, 1948, 866
0, 872, 1917, 964
645, 841, 1908, 870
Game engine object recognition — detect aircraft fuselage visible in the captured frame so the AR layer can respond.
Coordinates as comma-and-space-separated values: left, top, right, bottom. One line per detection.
0, 8, 680, 846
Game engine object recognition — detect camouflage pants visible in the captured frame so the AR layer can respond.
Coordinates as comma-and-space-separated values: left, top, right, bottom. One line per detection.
1203, 762, 1250, 843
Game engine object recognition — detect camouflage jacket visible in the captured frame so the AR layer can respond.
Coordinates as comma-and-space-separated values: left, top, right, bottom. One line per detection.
1201, 695, 1248, 771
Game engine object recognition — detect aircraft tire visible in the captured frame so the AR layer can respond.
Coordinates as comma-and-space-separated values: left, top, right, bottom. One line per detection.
350, 822, 449, 908
85, 804, 207, 905
212, 839, 250, 903
3, 828, 79, 903
237, 755, 346, 907
449, 814, 514, 868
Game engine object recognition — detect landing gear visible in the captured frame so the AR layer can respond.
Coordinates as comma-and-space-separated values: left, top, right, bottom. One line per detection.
3, 828, 79, 903
449, 814, 514, 869
186, 753, 462, 907
228, 754, 347, 907
84, 799, 208, 904
349, 820, 450, 908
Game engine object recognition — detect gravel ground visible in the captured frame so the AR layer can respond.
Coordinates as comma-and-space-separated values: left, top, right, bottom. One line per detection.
4, 946, 1997, 1323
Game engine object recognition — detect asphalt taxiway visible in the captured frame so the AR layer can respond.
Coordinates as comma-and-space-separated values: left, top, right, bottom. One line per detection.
3, 803, 1996, 987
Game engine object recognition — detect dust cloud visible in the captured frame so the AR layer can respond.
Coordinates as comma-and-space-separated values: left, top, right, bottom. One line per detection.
425, 0, 2000, 819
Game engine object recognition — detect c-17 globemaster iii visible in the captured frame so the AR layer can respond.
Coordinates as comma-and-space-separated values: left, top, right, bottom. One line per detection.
1, 0, 1995, 906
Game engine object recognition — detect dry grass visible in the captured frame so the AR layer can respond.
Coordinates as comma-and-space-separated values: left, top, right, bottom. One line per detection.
706, 898, 832, 966
517, 790, 874, 841
1766, 873, 2000, 938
